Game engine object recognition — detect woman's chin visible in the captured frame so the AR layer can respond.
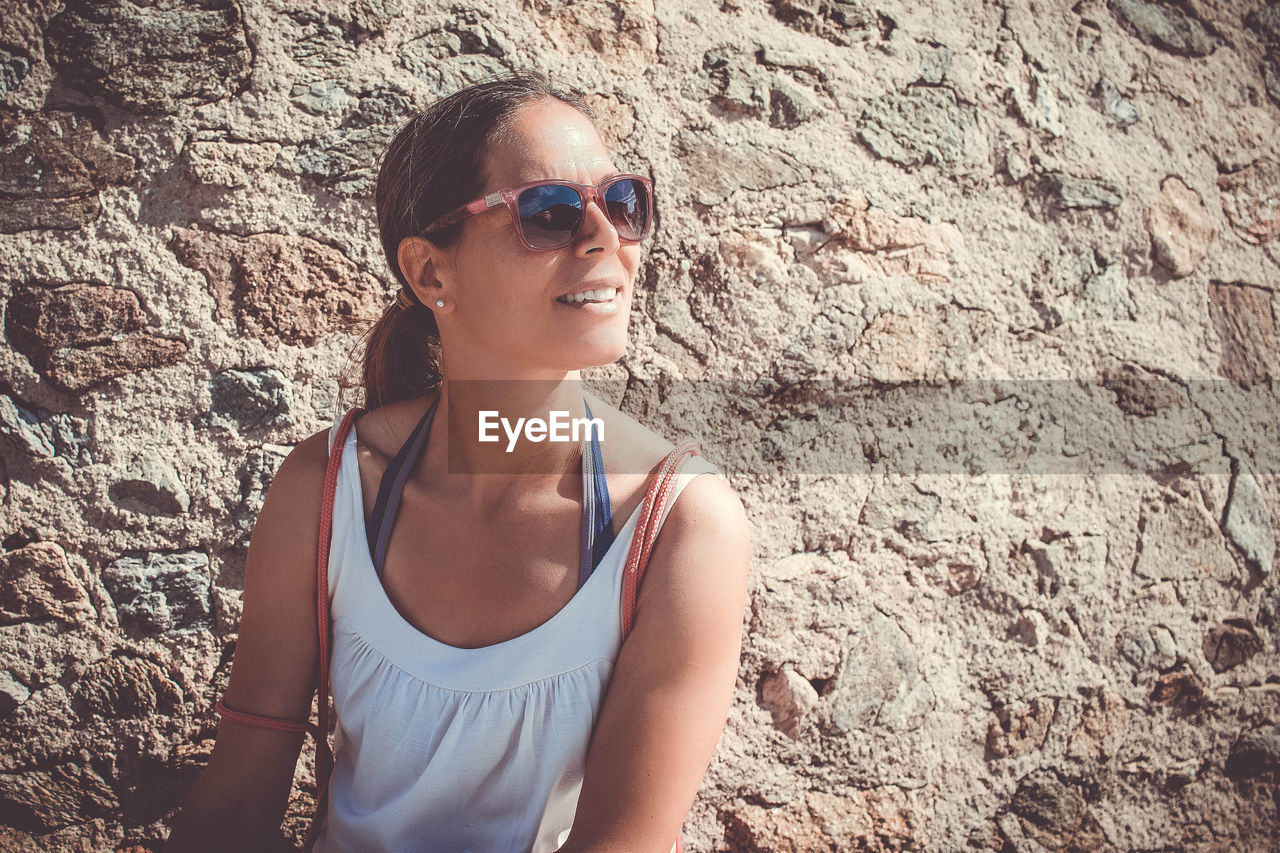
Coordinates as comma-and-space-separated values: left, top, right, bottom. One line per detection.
564, 336, 628, 370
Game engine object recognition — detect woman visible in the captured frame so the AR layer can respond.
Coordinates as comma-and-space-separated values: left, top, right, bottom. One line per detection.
164, 71, 751, 852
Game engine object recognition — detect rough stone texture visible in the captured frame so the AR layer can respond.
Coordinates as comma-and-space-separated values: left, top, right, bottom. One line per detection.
70, 654, 183, 720
208, 368, 295, 432
1248, 5, 1280, 107
182, 138, 280, 188
1044, 171, 1124, 210
1097, 76, 1140, 127
720, 787, 925, 851
1007, 769, 1107, 851
1225, 458, 1276, 575
1143, 175, 1216, 277
0, 761, 119, 831
858, 86, 977, 169
42, 335, 189, 394
0, 0, 1278, 850
109, 449, 191, 516
44, 0, 252, 115
5, 282, 188, 391
1108, 0, 1219, 57
169, 228, 388, 348
1207, 280, 1278, 386
1218, 158, 1280, 245
759, 667, 820, 738
100, 552, 211, 638
766, 0, 884, 47
1225, 724, 1280, 780
0, 542, 95, 626
0, 108, 135, 233
828, 608, 935, 733
1203, 617, 1262, 672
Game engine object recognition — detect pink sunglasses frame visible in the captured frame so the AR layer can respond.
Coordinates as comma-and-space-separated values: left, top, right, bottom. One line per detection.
419, 173, 655, 252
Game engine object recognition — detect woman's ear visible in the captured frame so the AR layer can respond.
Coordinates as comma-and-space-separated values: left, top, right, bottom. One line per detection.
397, 236, 450, 305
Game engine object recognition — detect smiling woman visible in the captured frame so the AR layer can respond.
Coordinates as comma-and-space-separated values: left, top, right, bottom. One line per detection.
163, 69, 751, 853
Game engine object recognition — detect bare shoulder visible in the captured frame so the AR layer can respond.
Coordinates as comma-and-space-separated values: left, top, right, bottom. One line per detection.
582, 389, 675, 474
351, 391, 441, 460
583, 388, 748, 546
277, 426, 332, 491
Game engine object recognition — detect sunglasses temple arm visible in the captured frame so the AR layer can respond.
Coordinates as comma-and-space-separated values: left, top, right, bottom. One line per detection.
421, 194, 500, 236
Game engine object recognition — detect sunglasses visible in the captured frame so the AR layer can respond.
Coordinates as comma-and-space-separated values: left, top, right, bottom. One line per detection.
420, 173, 655, 252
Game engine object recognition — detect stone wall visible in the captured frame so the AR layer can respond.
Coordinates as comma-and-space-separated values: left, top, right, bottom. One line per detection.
2, 0, 1279, 850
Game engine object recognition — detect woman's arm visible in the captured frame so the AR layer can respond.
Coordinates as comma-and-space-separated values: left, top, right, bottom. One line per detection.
164, 431, 330, 852
557, 472, 752, 853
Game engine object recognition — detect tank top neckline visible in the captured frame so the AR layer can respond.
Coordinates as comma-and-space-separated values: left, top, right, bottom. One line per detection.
342, 417, 653, 658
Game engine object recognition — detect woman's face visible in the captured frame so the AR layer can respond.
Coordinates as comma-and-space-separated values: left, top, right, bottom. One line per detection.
410, 97, 643, 380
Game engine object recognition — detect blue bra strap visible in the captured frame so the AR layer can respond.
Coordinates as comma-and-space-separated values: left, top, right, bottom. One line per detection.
367, 394, 613, 591
367, 395, 439, 576
585, 400, 614, 576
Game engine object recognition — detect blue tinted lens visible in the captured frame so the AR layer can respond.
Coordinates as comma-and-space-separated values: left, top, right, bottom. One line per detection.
603, 178, 650, 241
517, 184, 582, 248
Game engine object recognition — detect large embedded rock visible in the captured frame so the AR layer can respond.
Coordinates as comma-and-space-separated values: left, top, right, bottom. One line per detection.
169, 228, 388, 348
0, 542, 95, 626
1108, 0, 1217, 57
858, 86, 975, 169
101, 551, 211, 637
721, 788, 924, 851
1225, 725, 1280, 780
1008, 770, 1107, 851
827, 608, 935, 733
765, 0, 883, 46
759, 667, 820, 738
1217, 159, 1280, 245
1202, 617, 1261, 673
5, 283, 143, 351
1207, 281, 1277, 386
289, 89, 412, 195
1223, 459, 1275, 576
43, 336, 188, 393
208, 368, 295, 432
1143, 176, 1216, 277
0, 761, 119, 830
44, 0, 251, 114
109, 449, 191, 516
70, 655, 183, 719
285, 0, 403, 69
1132, 494, 1238, 583
1044, 172, 1124, 210
0, 108, 135, 233
4, 283, 187, 392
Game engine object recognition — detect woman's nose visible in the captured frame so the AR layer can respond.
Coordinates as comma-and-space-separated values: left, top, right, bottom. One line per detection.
574, 192, 621, 254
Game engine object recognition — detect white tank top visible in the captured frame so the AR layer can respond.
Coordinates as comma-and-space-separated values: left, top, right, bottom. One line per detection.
313, 413, 721, 853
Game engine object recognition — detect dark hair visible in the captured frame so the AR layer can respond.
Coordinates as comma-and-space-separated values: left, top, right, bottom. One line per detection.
347, 69, 597, 412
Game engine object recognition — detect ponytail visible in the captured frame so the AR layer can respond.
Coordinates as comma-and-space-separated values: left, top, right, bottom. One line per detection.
357, 296, 443, 411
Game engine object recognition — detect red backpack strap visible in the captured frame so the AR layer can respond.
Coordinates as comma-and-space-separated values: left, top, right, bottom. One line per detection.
620, 438, 701, 638
213, 695, 317, 736
301, 405, 364, 851
619, 439, 700, 853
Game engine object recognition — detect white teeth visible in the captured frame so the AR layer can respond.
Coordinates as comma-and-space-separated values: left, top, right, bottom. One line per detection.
557, 286, 618, 303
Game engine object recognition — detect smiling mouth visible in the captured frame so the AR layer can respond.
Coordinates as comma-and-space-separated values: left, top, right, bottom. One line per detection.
556, 286, 619, 304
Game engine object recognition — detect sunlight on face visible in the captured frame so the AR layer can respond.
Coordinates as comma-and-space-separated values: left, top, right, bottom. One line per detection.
438, 98, 643, 381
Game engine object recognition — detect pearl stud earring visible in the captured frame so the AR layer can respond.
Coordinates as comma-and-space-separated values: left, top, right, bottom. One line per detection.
436, 300, 444, 307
